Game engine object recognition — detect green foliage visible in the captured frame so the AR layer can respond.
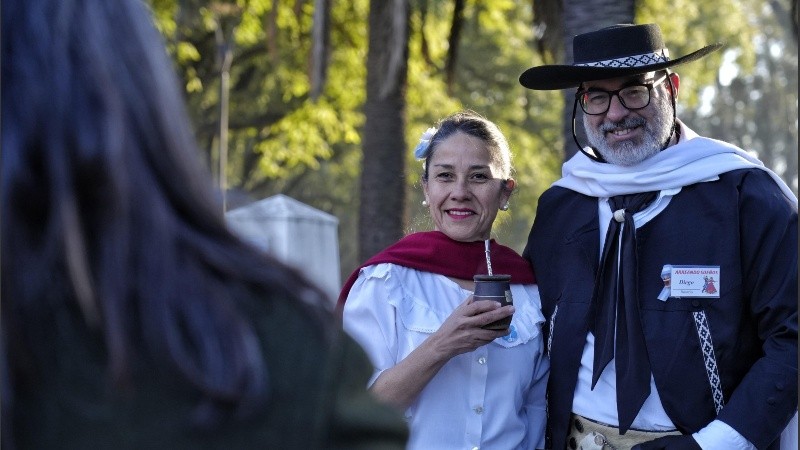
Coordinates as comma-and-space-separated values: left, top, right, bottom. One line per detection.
248, 101, 356, 180
150, 4, 355, 224
146, 0, 794, 278
637, 0, 757, 108
680, 0, 798, 191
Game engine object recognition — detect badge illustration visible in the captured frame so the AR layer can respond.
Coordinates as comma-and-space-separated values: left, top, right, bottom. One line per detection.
702, 276, 717, 295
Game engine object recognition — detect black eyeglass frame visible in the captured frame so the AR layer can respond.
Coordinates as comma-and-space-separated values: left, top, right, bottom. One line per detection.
575, 72, 669, 115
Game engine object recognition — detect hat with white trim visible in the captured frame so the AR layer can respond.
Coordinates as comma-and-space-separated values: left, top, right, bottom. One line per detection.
519, 23, 723, 90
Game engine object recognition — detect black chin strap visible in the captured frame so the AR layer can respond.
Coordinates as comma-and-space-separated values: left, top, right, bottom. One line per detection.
571, 98, 607, 163
663, 71, 681, 148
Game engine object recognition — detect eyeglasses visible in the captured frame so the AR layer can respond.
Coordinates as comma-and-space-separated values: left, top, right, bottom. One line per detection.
576, 73, 668, 115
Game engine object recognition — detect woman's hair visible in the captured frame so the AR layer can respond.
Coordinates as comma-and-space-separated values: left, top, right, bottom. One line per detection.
421, 110, 514, 182
1, 0, 332, 439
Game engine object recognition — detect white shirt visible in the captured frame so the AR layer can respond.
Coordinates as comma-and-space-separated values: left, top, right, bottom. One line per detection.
572, 189, 679, 431
343, 263, 548, 450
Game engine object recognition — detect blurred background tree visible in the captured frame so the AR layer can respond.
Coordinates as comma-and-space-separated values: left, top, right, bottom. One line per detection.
359, 0, 410, 262
147, 0, 797, 283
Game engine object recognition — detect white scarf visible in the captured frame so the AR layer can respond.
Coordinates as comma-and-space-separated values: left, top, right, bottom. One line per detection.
553, 122, 797, 204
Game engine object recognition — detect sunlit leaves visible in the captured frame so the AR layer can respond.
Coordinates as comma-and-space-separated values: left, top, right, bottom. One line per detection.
235, 11, 265, 46
176, 42, 202, 63
248, 100, 360, 180
637, 0, 756, 108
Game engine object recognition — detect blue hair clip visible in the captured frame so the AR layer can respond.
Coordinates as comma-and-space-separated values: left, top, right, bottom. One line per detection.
413, 127, 437, 160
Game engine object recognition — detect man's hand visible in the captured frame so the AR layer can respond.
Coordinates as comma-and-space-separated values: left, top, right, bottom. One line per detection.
632, 435, 701, 450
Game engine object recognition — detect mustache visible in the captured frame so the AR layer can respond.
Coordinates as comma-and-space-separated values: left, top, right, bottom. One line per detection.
599, 117, 646, 133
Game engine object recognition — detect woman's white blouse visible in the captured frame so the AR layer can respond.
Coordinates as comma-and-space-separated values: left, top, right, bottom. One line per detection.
343, 263, 549, 450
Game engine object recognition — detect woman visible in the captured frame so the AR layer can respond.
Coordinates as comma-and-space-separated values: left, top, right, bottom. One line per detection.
0, 0, 407, 448
339, 111, 548, 449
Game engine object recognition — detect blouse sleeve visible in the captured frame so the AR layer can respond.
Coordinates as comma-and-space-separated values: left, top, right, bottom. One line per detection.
342, 264, 400, 387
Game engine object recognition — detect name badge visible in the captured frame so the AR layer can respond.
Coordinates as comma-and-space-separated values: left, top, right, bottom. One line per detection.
659, 265, 721, 299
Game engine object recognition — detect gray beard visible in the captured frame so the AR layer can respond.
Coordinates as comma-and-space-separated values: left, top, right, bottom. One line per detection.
584, 97, 674, 166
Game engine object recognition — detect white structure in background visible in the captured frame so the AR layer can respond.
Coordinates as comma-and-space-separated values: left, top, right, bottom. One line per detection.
225, 194, 340, 304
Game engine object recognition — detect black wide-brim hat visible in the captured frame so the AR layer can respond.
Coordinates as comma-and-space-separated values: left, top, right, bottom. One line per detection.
519, 23, 723, 90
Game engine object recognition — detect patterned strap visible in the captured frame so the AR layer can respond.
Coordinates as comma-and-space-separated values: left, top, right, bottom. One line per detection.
575, 49, 670, 68
692, 310, 725, 413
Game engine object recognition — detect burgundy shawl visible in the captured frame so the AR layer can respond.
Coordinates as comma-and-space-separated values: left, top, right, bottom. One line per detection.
337, 231, 535, 309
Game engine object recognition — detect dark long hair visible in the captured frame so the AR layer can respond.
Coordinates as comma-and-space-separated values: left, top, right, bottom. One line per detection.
1, 0, 332, 441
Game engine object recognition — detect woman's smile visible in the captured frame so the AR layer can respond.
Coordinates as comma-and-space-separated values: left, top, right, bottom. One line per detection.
446, 208, 476, 219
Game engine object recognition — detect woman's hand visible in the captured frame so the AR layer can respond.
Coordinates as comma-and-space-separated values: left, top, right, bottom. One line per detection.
427, 296, 514, 359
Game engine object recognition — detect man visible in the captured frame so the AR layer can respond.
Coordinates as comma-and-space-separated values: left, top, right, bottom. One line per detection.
519, 24, 797, 449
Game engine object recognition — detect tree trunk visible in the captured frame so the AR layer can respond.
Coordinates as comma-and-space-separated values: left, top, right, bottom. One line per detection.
444, 0, 465, 95
309, 0, 331, 101
561, 0, 634, 161
359, 0, 410, 262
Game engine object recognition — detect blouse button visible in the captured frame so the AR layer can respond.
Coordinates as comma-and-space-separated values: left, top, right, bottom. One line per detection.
473, 406, 484, 414
478, 356, 487, 365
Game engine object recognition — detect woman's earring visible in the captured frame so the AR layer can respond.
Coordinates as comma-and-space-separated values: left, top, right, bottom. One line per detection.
422, 200, 429, 207
500, 202, 509, 211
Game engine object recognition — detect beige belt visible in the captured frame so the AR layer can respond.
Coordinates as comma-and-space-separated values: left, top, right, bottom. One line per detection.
567, 413, 681, 450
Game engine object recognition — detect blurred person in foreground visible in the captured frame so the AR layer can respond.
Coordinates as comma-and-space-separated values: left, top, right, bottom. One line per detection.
519, 23, 797, 450
338, 110, 549, 450
0, 0, 408, 448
